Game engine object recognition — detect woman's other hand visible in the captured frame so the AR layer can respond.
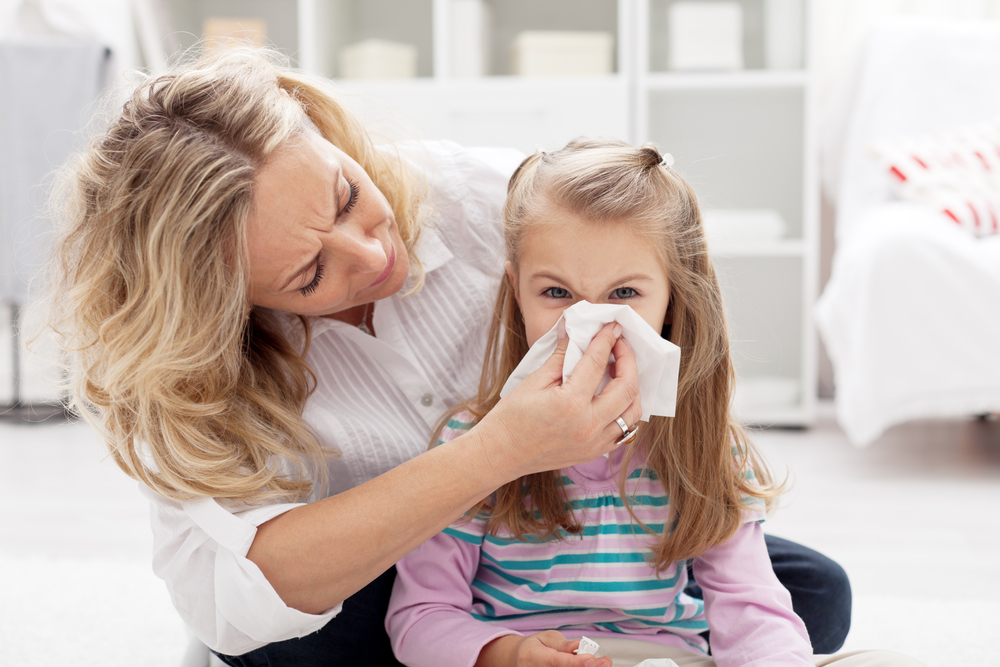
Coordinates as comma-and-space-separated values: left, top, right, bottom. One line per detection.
476, 632, 613, 667
476, 321, 641, 479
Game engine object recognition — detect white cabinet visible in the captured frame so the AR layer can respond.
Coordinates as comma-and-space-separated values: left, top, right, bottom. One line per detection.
165, 0, 816, 426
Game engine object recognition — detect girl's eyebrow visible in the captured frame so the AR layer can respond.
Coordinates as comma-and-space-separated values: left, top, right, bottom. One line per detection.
528, 271, 655, 284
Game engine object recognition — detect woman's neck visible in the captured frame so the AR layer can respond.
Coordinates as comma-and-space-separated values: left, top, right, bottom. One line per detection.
326, 302, 375, 335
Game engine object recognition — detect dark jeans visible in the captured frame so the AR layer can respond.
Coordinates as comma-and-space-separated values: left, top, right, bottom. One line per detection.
215, 535, 851, 667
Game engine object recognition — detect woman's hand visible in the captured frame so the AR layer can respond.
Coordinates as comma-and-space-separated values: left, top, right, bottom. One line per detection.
476, 632, 613, 667
474, 321, 642, 479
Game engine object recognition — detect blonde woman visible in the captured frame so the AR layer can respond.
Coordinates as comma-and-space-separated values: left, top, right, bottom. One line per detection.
47, 51, 848, 666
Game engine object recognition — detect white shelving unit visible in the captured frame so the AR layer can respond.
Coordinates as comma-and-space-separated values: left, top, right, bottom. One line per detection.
296, 0, 632, 155
164, 0, 816, 426
632, 0, 817, 426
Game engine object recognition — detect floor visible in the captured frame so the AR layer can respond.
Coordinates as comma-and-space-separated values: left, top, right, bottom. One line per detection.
1, 402, 998, 667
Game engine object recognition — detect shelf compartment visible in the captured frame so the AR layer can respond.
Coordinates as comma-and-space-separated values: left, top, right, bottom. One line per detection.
169, 0, 300, 64
647, 0, 806, 74
714, 255, 804, 382
300, 0, 434, 79
646, 86, 805, 238
483, 0, 619, 76
733, 375, 804, 425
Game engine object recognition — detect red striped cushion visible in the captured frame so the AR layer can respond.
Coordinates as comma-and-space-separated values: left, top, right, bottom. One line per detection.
870, 119, 1000, 236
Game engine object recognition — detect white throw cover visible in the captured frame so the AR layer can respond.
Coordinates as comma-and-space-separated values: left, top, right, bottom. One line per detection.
816, 17, 1000, 446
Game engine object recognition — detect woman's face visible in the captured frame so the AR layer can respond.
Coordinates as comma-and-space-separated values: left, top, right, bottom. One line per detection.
508, 203, 671, 347
247, 128, 409, 318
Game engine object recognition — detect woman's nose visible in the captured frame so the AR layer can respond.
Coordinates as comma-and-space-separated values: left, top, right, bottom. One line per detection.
346, 230, 386, 271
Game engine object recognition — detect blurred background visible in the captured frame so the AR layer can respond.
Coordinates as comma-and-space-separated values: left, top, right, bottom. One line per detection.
2, 1, 999, 666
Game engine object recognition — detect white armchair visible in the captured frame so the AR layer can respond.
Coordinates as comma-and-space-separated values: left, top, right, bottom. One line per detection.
816, 17, 1000, 446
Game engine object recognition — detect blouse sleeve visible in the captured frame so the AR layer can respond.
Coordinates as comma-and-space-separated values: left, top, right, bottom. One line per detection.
693, 521, 813, 667
141, 486, 341, 656
386, 412, 521, 667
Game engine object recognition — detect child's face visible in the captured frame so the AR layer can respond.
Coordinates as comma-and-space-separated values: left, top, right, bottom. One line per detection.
507, 203, 670, 347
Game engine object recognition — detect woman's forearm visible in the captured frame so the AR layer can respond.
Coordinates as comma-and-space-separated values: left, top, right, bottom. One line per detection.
247, 426, 507, 613
248, 323, 639, 614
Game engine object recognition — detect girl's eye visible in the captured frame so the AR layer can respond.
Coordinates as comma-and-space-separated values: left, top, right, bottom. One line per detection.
342, 180, 360, 215
300, 260, 325, 297
543, 287, 570, 299
613, 287, 637, 299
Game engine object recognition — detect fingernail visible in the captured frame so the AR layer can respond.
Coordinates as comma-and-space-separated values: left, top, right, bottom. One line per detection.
612, 323, 623, 337
557, 320, 567, 340
585, 661, 598, 667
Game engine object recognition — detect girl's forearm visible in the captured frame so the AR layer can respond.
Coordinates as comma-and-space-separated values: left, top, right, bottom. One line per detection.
246, 426, 509, 614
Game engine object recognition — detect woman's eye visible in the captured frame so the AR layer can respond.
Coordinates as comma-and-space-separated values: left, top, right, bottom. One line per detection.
543, 287, 570, 299
300, 260, 325, 297
342, 180, 360, 215
613, 287, 637, 299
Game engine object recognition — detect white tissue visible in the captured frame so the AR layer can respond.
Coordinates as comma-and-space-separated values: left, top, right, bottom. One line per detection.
573, 636, 601, 656
500, 301, 681, 421
634, 660, 680, 667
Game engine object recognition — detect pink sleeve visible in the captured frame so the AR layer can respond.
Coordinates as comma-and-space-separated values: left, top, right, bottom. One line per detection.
693, 521, 813, 667
386, 526, 520, 667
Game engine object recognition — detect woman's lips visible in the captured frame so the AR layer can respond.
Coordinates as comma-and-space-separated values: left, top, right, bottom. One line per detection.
368, 243, 395, 288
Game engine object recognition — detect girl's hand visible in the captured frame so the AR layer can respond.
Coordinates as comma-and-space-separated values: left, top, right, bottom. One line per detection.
477, 632, 613, 667
475, 321, 642, 479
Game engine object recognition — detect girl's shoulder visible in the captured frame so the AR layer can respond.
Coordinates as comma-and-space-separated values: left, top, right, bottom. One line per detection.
433, 408, 479, 448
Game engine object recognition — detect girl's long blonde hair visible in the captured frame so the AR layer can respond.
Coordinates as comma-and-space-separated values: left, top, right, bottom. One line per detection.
47, 48, 425, 503
441, 138, 782, 571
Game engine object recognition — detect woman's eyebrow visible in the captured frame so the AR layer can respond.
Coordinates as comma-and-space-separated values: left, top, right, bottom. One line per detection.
279, 252, 319, 291
277, 163, 343, 291
333, 176, 346, 222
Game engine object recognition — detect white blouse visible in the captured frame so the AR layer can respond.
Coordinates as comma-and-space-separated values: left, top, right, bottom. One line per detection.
141, 141, 523, 655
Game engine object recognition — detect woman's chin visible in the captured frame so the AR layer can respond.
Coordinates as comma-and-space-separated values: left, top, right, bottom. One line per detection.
376, 252, 410, 299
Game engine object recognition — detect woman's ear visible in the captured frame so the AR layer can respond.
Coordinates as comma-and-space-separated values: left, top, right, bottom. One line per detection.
505, 261, 521, 306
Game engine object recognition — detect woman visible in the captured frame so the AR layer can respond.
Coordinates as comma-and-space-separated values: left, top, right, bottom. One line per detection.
46, 50, 849, 665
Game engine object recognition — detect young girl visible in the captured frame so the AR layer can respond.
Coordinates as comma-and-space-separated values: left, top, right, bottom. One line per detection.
385, 139, 925, 667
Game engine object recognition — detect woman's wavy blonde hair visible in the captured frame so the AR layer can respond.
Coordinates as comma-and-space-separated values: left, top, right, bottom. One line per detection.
47, 48, 425, 503
439, 138, 783, 571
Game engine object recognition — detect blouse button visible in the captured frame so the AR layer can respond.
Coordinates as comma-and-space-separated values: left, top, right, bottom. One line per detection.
420, 393, 434, 407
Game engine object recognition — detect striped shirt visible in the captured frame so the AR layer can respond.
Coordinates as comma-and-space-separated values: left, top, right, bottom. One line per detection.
440, 414, 764, 651
387, 413, 810, 667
